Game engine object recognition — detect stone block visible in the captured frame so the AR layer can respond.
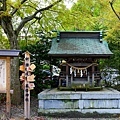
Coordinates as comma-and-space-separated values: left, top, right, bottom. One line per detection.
82, 109, 120, 114
118, 100, 120, 108
79, 100, 83, 109
44, 99, 79, 109
39, 100, 44, 109
83, 100, 119, 109
38, 89, 82, 100
38, 108, 82, 113
82, 93, 120, 99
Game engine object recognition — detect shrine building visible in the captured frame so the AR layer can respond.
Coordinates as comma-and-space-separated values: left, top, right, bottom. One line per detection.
48, 31, 113, 90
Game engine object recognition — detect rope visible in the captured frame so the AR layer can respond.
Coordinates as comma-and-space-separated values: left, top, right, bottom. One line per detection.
60, 61, 98, 70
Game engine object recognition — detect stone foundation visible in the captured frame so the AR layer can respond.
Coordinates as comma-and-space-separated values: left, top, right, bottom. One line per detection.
38, 88, 120, 114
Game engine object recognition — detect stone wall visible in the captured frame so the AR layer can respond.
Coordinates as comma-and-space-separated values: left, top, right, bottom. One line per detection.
38, 88, 120, 114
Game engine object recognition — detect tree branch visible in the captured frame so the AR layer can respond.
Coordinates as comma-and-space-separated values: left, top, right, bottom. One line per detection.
0, 0, 6, 11
11, 0, 27, 16
15, 14, 36, 36
15, 0, 62, 36
109, 0, 120, 21
110, 0, 116, 4
0, 7, 3, 11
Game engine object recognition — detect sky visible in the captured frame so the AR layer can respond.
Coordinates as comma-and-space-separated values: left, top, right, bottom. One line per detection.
10, 0, 77, 9
64, 0, 77, 9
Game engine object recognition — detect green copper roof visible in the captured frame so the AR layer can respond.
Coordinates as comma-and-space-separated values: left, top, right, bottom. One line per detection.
48, 31, 113, 58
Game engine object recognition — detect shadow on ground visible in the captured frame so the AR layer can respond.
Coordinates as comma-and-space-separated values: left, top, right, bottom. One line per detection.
38, 112, 120, 118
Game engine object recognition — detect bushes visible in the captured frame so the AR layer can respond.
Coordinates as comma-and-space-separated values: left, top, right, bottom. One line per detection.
0, 94, 6, 104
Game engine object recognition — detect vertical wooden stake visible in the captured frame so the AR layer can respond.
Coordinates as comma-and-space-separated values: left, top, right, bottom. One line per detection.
6, 57, 11, 117
24, 80, 27, 118
24, 52, 30, 119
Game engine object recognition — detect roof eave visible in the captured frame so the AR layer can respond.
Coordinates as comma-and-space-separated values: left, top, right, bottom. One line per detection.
0, 50, 21, 57
48, 54, 113, 58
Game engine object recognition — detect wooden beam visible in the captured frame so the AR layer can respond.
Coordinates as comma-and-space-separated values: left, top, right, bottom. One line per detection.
6, 57, 11, 117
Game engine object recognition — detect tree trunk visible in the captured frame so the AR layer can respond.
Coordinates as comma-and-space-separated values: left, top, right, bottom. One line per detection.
9, 34, 21, 105
11, 58, 21, 105
1, 16, 21, 105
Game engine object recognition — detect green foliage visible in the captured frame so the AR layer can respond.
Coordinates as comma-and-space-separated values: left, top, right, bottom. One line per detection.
100, 22, 120, 72
0, 29, 10, 49
60, 0, 111, 31
18, 39, 38, 50
105, 23, 120, 44
99, 42, 120, 73
43, 64, 50, 70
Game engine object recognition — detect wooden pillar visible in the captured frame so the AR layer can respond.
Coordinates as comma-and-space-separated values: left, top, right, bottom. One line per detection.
6, 57, 11, 117
71, 73, 73, 85
87, 72, 90, 84
59, 78, 61, 86
50, 57, 52, 85
92, 65, 95, 86
66, 65, 69, 87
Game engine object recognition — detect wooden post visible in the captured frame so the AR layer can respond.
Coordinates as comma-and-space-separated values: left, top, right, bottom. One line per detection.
19, 51, 36, 119
24, 52, 30, 119
71, 72, 73, 85
87, 72, 90, 84
59, 78, 61, 86
6, 57, 11, 117
66, 65, 69, 86
92, 65, 95, 86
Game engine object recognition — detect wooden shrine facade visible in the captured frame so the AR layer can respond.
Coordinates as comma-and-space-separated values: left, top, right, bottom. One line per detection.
59, 58, 99, 87
48, 31, 113, 89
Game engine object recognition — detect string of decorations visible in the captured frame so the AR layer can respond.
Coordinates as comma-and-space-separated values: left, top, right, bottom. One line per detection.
60, 60, 98, 70
60, 60, 98, 77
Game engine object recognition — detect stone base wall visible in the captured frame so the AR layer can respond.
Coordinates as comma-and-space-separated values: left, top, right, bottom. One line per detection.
38, 88, 120, 114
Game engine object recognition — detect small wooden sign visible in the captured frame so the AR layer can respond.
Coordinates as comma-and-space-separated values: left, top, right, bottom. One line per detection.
19, 65, 25, 72
20, 73, 25, 81
29, 64, 36, 71
28, 83, 35, 90
27, 74, 35, 82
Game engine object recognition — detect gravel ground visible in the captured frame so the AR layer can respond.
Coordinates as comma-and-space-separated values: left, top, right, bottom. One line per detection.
0, 97, 120, 120
0, 97, 38, 119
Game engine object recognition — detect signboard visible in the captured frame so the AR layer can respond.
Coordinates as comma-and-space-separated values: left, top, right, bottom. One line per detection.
0, 59, 6, 91
0, 50, 21, 117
